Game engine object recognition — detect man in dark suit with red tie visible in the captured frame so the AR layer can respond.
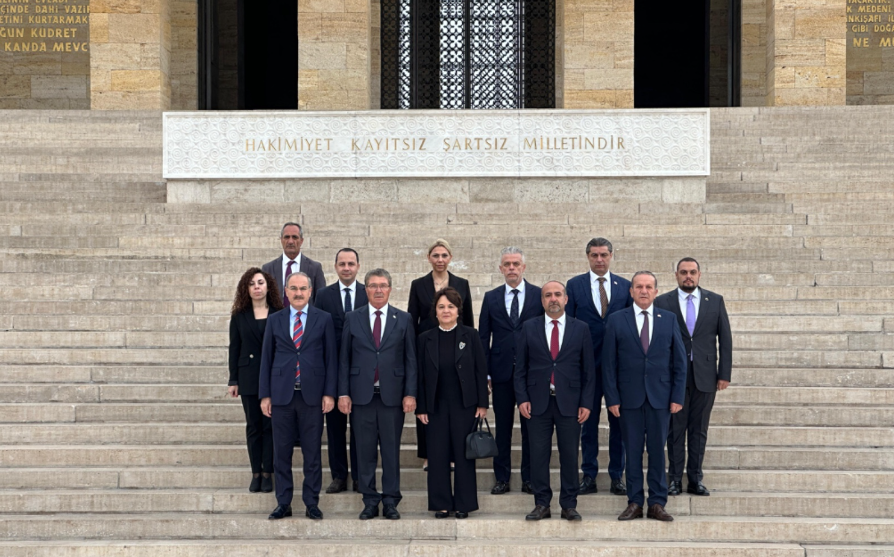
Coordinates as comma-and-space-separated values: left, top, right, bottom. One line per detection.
603, 271, 687, 522
338, 268, 417, 521
262, 222, 326, 306
478, 247, 543, 495
515, 281, 595, 521
315, 248, 368, 494
655, 257, 732, 497
566, 237, 632, 496
259, 272, 338, 521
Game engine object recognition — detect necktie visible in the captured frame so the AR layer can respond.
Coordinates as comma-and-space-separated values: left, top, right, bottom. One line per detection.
509, 288, 520, 325
640, 310, 650, 354
293, 310, 303, 383
283, 260, 295, 307
344, 288, 353, 313
550, 319, 559, 388
598, 277, 609, 319
373, 310, 382, 383
686, 294, 696, 361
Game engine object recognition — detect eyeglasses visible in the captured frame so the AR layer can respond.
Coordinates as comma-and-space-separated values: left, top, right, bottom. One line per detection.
367, 284, 391, 291
287, 286, 311, 292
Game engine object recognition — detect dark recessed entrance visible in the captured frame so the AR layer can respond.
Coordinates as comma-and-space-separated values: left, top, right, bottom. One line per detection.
198, 0, 297, 110
634, 0, 740, 108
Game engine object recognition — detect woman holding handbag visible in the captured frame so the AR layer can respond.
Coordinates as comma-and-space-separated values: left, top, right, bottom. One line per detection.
416, 287, 489, 519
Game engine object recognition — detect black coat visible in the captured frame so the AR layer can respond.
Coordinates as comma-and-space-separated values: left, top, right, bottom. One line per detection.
315, 281, 368, 353
228, 308, 268, 396
408, 271, 474, 337
416, 324, 489, 415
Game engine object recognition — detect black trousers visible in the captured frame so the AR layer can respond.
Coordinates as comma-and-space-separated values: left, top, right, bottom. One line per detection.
325, 407, 358, 481
528, 395, 582, 510
416, 416, 427, 459
426, 396, 479, 513
240, 394, 273, 474
621, 402, 670, 508
492, 380, 530, 483
352, 394, 404, 507
667, 363, 717, 484
271, 392, 323, 507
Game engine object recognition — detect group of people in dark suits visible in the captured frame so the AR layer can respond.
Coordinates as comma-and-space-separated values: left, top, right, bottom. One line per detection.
227, 226, 732, 523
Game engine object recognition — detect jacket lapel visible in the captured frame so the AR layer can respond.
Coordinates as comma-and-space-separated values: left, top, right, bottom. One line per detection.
359, 305, 376, 346
624, 308, 646, 355
379, 306, 398, 346
303, 305, 315, 339
455, 326, 469, 364
245, 310, 263, 344
668, 290, 689, 340
356, 285, 368, 307
692, 290, 709, 336
607, 273, 625, 316
519, 281, 537, 322
273, 258, 284, 292
427, 331, 440, 372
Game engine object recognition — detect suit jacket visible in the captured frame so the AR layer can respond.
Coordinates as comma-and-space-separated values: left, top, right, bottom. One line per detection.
227, 308, 268, 396
602, 306, 688, 411
478, 281, 544, 384
566, 271, 633, 371
315, 281, 368, 354
338, 304, 418, 407
408, 271, 474, 337
258, 305, 338, 407
654, 288, 732, 393
262, 253, 327, 304
415, 324, 489, 415
514, 315, 596, 418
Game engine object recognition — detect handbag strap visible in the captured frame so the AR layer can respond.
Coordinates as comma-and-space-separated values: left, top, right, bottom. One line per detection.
479, 417, 493, 435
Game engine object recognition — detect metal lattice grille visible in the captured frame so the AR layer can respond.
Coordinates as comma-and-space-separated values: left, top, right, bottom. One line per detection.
381, 0, 554, 109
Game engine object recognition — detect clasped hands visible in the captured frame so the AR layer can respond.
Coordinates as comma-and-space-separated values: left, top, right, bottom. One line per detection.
261, 395, 336, 418
606, 403, 683, 418
518, 402, 591, 424
337, 396, 417, 415
417, 407, 486, 425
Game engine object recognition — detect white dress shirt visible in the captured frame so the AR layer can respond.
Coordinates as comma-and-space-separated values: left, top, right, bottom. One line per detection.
589, 270, 613, 316
634, 304, 654, 344
341, 280, 358, 311
677, 287, 701, 322
504, 281, 526, 316
281, 252, 303, 289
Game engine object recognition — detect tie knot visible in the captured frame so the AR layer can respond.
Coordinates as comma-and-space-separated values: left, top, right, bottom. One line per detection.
597, 277, 606, 284
288, 260, 295, 266
344, 288, 350, 292
642, 310, 648, 316
296, 311, 303, 317
687, 294, 693, 301
375, 310, 382, 317
512, 288, 519, 295
551, 319, 559, 326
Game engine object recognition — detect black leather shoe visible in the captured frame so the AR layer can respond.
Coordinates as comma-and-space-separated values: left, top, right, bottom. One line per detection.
578, 475, 597, 495
561, 508, 582, 521
647, 503, 674, 522
383, 505, 400, 520
305, 505, 323, 520
521, 481, 534, 494
687, 481, 710, 496
268, 504, 292, 520
610, 479, 626, 496
260, 475, 273, 493
435, 511, 450, 519
352, 480, 359, 492
617, 503, 643, 521
668, 481, 683, 496
358, 504, 379, 520
491, 481, 510, 495
455, 511, 469, 519
249, 476, 262, 493
525, 505, 551, 520
326, 478, 347, 494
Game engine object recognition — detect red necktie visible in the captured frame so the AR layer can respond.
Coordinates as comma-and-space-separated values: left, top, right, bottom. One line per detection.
293, 310, 303, 383
373, 310, 382, 383
283, 260, 295, 307
550, 319, 559, 387
640, 310, 650, 354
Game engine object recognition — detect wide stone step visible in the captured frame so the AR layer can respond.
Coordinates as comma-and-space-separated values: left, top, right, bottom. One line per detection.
0, 540, 816, 557
0, 513, 891, 544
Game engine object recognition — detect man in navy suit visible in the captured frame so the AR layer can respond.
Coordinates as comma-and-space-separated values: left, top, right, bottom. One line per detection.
603, 271, 687, 522
478, 247, 543, 495
515, 281, 595, 521
566, 237, 632, 496
259, 272, 338, 521
315, 248, 368, 494
338, 268, 417, 520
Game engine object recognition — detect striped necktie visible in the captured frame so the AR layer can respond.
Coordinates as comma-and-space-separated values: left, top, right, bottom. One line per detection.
293, 310, 303, 383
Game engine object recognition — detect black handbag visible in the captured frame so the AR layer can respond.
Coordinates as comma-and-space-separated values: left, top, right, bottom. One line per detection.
465, 417, 499, 459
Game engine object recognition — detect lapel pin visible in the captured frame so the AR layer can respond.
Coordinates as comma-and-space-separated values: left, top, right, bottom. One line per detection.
613, 281, 618, 285
704, 297, 709, 301
392, 314, 397, 319
459, 342, 466, 350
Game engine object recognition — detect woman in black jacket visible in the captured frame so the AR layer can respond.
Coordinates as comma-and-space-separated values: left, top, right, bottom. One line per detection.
228, 267, 283, 493
416, 287, 488, 518
408, 239, 475, 469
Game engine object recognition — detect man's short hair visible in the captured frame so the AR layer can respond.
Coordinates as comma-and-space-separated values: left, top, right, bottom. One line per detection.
586, 237, 613, 255
286, 271, 312, 289
676, 257, 700, 271
364, 268, 392, 287
500, 246, 525, 263
280, 222, 303, 238
541, 280, 566, 294
335, 248, 360, 264
632, 270, 658, 288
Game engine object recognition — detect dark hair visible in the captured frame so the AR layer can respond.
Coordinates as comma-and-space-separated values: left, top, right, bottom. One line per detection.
430, 286, 464, 322
632, 270, 658, 288
231, 267, 283, 316
586, 237, 613, 255
335, 248, 359, 264
365, 268, 392, 287
676, 257, 700, 271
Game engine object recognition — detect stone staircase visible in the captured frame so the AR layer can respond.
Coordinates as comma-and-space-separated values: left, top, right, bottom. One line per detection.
0, 106, 892, 556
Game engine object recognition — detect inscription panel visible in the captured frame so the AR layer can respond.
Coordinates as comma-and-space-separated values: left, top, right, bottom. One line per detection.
0, 0, 89, 108
163, 110, 710, 179
847, 0, 894, 104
